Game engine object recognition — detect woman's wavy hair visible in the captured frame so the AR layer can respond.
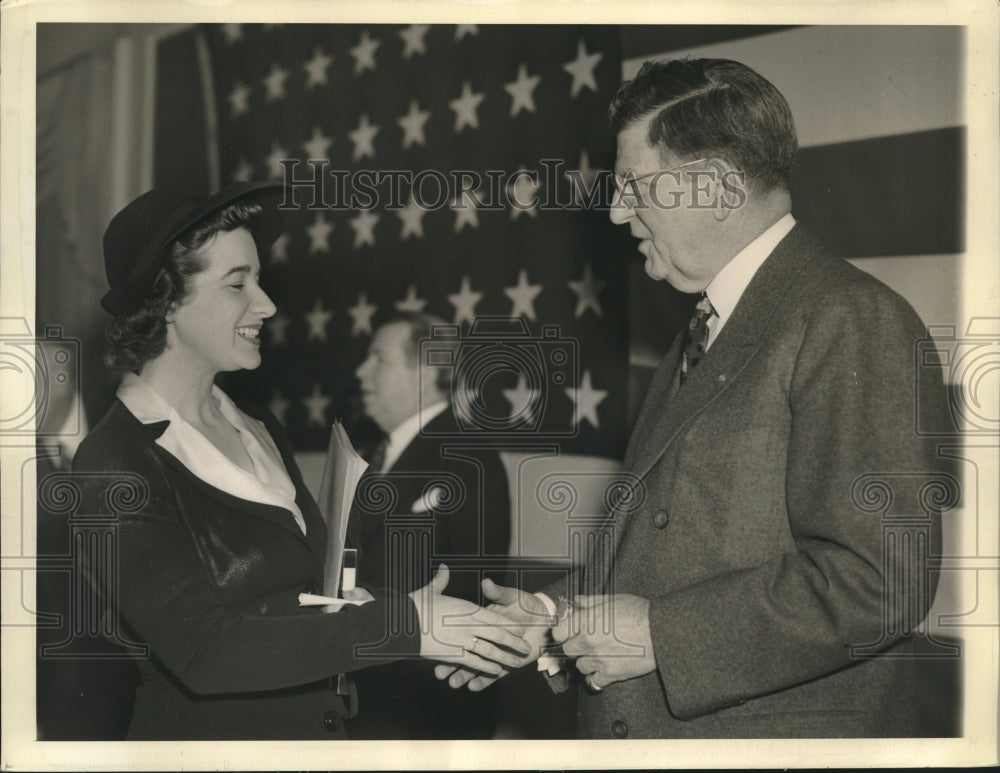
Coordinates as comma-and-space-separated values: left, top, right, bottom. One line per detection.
104, 201, 263, 375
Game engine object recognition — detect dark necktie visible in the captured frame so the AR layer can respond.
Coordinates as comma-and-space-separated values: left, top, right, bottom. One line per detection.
367, 438, 388, 475
347, 438, 389, 554
680, 294, 715, 385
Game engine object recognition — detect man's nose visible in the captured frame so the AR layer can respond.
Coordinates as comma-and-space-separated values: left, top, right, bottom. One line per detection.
609, 195, 632, 225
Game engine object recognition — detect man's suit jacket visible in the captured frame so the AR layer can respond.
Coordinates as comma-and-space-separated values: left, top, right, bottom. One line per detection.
346, 408, 511, 739
572, 224, 949, 739
71, 400, 420, 740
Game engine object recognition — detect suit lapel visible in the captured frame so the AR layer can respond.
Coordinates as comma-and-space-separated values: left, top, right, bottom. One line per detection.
623, 333, 682, 468
618, 225, 823, 520
152, 435, 315, 547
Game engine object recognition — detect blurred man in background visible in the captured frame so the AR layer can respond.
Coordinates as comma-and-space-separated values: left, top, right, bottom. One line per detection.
346, 312, 511, 739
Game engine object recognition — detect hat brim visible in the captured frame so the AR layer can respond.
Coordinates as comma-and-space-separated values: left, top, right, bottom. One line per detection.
101, 181, 290, 315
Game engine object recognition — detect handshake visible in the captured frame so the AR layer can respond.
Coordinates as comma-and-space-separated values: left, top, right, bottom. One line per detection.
408, 567, 658, 693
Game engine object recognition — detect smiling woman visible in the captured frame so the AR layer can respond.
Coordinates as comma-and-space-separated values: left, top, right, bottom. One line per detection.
70, 182, 534, 740
160, 229, 276, 378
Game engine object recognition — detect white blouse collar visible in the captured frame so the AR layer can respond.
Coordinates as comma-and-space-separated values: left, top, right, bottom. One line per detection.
116, 373, 306, 534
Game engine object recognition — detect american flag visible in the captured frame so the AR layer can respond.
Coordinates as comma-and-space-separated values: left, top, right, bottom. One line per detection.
198, 23, 632, 457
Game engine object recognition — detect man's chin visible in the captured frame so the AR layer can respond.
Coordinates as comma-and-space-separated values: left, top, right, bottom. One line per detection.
643, 257, 669, 282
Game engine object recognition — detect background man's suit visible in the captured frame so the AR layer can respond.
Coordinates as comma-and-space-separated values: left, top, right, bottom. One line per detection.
572, 225, 949, 738
346, 408, 511, 739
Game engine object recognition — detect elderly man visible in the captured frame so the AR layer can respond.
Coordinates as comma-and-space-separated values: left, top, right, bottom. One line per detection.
345, 311, 511, 739
440, 57, 949, 739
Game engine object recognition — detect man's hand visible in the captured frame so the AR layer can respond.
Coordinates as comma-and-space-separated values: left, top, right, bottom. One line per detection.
434, 578, 553, 691
551, 594, 656, 691
411, 566, 534, 676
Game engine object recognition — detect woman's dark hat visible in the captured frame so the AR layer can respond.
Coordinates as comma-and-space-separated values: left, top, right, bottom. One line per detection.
101, 181, 288, 315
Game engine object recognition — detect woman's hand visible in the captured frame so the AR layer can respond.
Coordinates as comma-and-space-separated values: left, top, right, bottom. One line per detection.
434, 577, 552, 691
341, 586, 375, 603
409, 565, 534, 676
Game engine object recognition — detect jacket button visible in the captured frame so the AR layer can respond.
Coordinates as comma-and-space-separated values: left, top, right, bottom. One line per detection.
611, 719, 628, 738
653, 509, 669, 529
323, 710, 341, 733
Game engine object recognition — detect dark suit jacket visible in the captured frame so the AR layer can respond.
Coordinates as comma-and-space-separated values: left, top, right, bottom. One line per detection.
345, 408, 511, 739
71, 400, 420, 740
566, 225, 949, 738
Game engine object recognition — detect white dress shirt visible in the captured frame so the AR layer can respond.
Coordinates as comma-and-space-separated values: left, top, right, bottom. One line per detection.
116, 372, 306, 534
704, 213, 796, 349
379, 400, 449, 473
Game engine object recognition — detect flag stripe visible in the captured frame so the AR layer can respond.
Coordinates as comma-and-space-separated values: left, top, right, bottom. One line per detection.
791, 127, 964, 258
846, 253, 964, 334
623, 25, 964, 148
153, 31, 212, 191
622, 26, 800, 61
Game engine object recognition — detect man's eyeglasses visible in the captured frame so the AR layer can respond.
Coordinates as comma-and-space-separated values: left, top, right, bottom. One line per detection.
613, 158, 708, 209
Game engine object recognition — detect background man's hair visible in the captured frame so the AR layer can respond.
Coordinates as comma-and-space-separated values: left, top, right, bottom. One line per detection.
608, 57, 798, 193
383, 311, 454, 393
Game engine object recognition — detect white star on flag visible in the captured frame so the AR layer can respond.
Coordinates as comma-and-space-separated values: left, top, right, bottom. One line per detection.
399, 24, 430, 59
348, 292, 378, 336
566, 369, 607, 429
448, 276, 484, 325
504, 268, 543, 321
398, 195, 429, 239
349, 113, 379, 161
307, 213, 333, 254
305, 300, 333, 342
263, 63, 289, 102
509, 168, 540, 220
449, 80, 485, 133
504, 63, 541, 117
269, 233, 290, 264
566, 150, 601, 206
228, 80, 250, 117
302, 127, 332, 161
563, 39, 602, 98
269, 390, 290, 425
265, 141, 289, 179
395, 284, 427, 312
350, 209, 380, 248
221, 24, 243, 45
232, 157, 254, 183
304, 382, 331, 427
398, 100, 431, 148
451, 190, 480, 232
266, 312, 289, 347
350, 30, 380, 74
568, 262, 606, 318
303, 48, 332, 89
501, 373, 539, 421
455, 25, 479, 40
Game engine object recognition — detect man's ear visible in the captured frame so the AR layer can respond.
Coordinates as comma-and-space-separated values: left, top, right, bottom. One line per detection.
706, 157, 739, 222
419, 363, 442, 399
